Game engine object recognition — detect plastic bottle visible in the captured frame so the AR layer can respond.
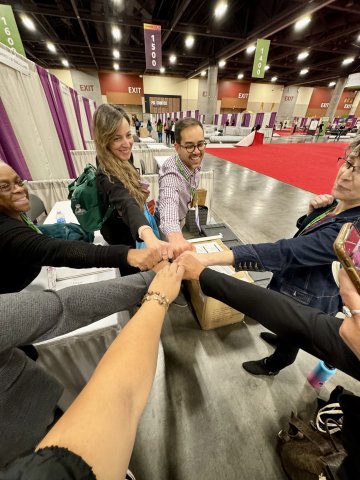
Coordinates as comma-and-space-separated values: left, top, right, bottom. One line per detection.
56, 210, 66, 224
307, 360, 336, 389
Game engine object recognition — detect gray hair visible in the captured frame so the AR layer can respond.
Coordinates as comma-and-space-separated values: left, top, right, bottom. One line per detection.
346, 136, 360, 158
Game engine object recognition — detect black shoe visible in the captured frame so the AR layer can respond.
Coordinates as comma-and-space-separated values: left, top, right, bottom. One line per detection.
242, 357, 279, 376
260, 331, 279, 347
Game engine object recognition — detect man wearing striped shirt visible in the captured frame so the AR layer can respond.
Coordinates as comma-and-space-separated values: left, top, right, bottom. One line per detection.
157, 118, 206, 258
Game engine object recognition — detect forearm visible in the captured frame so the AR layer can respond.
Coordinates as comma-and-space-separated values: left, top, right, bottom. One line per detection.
196, 250, 234, 267
1, 272, 155, 350
37, 300, 167, 480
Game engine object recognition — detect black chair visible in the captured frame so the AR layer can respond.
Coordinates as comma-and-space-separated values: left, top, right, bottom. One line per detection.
28, 193, 47, 223
140, 158, 146, 175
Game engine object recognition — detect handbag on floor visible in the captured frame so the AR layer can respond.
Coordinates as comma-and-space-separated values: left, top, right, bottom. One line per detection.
278, 412, 346, 480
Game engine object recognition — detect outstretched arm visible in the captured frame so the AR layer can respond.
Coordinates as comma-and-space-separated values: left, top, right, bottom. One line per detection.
36, 263, 184, 480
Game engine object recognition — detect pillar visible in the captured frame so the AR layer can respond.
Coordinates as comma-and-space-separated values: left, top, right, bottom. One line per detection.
205, 64, 218, 124
326, 78, 347, 121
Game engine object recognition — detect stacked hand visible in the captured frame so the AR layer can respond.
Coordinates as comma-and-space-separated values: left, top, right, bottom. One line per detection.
176, 252, 205, 280
146, 238, 174, 261
127, 248, 160, 270
148, 262, 185, 303
167, 232, 195, 258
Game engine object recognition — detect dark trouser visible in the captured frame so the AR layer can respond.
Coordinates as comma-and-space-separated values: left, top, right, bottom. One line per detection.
200, 268, 360, 381
158, 132, 163, 142
165, 130, 171, 144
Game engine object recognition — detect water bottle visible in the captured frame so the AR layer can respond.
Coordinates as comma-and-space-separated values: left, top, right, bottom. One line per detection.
56, 210, 66, 224
307, 360, 336, 389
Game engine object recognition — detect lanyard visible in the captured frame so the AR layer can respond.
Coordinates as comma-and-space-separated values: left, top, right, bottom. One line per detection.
20, 212, 42, 234
175, 154, 198, 207
301, 207, 335, 234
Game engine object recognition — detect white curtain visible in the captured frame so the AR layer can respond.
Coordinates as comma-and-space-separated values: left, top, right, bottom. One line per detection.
60, 83, 85, 150
70, 150, 96, 176
0, 44, 68, 179
133, 147, 175, 174
27, 178, 73, 212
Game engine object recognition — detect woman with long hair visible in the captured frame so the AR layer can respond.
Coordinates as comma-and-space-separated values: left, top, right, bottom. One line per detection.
94, 104, 172, 275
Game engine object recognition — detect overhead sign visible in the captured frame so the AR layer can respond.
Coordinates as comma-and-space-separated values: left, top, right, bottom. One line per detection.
0, 4, 25, 56
0, 42, 29, 74
252, 39, 270, 79
345, 73, 360, 90
143, 23, 162, 70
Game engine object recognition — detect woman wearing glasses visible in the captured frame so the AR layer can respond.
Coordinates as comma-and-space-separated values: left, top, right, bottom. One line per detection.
179, 137, 360, 377
0, 162, 163, 294
157, 117, 207, 258
94, 104, 173, 275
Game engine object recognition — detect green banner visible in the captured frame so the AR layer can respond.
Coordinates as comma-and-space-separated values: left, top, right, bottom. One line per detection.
252, 39, 270, 79
0, 4, 25, 56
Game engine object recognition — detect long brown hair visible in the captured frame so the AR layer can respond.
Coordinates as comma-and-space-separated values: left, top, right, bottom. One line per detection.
93, 104, 146, 207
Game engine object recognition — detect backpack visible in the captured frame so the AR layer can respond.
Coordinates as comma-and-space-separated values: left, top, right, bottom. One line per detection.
68, 164, 113, 232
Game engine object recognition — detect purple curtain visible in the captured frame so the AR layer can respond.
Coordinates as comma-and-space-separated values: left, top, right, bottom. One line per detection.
254, 112, 264, 127
242, 113, 250, 127
195, 110, 199, 120
83, 97, 94, 139
300, 117, 307, 128
0, 98, 32, 179
213, 114, 219, 125
269, 112, 277, 128
186, 110, 191, 117
70, 88, 87, 149
36, 65, 76, 178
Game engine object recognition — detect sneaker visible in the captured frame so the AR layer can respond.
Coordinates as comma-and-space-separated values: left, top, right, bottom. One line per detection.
260, 331, 279, 347
242, 357, 279, 376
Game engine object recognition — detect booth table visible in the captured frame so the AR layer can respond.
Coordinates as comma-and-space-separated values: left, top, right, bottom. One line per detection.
154, 155, 171, 171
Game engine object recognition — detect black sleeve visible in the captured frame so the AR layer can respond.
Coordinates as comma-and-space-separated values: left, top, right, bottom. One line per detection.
0, 446, 95, 479
97, 171, 150, 240
0, 217, 130, 269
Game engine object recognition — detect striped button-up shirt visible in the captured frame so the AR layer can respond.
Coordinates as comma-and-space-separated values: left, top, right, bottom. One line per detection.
158, 154, 201, 236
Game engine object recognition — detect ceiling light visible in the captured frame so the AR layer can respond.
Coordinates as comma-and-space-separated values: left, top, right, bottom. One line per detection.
246, 45, 256, 54
294, 16, 311, 31
329, 81, 336, 87
21, 15, 35, 31
300, 68, 309, 75
271, 76, 277, 82
264, 65, 270, 71
169, 54, 176, 64
200, 70, 207, 76
47, 42, 56, 53
113, 62, 119, 70
185, 35, 194, 48
214, 1, 228, 18
237, 73, 244, 79
342, 57, 354, 65
160, 67, 165, 73
218, 59, 226, 67
358, 34, 360, 42
113, 49, 120, 59
112, 26, 121, 41
61, 59, 69, 67
297, 51, 309, 61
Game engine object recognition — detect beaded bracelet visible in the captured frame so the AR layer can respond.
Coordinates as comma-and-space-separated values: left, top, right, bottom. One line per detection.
141, 291, 170, 309
343, 306, 360, 317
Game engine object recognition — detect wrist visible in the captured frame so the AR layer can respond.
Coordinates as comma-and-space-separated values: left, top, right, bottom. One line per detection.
142, 291, 170, 309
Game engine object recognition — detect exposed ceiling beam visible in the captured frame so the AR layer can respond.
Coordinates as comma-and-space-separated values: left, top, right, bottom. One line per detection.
162, 0, 192, 45
70, 0, 98, 69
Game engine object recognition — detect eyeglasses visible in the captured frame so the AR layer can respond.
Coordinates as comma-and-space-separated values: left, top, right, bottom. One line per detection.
0, 179, 27, 193
179, 141, 207, 153
338, 157, 360, 174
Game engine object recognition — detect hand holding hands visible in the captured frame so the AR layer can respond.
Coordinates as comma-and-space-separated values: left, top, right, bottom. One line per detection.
307, 194, 334, 215
148, 262, 185, 303
167, 232, 195, 259
127, 248, 160, 271
176, 253, 205, 280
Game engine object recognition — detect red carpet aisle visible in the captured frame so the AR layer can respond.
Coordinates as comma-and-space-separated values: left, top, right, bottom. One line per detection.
207, 143, 349, 194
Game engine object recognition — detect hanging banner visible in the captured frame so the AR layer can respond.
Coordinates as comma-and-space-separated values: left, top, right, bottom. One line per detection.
252, 39, 270, 79
143, 23, 162, 70
0, 4, 25, 56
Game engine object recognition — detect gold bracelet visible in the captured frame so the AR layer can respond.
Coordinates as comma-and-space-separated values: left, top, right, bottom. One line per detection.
141, 291, 170, 309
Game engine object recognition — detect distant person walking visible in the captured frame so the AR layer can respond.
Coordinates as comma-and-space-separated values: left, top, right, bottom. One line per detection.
156, 119, 163, 143
147, 119, 153, 137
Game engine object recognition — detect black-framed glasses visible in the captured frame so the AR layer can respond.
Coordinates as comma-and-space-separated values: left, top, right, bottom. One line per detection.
179, 141, 207, 153
0, 179, 27, 193
338, 157, 360, 174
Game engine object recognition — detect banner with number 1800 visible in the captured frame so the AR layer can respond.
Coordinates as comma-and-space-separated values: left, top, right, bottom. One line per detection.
143, 23, 162, 71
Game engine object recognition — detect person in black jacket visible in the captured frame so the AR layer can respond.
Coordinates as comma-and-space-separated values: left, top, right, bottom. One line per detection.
94, 104, 173, 275
0, 163, 161, 294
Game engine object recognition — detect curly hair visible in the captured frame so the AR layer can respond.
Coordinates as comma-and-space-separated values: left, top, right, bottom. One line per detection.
93, 104, 146, 207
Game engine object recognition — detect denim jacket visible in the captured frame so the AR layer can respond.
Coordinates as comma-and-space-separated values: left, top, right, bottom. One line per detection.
232, 202, 360, 315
